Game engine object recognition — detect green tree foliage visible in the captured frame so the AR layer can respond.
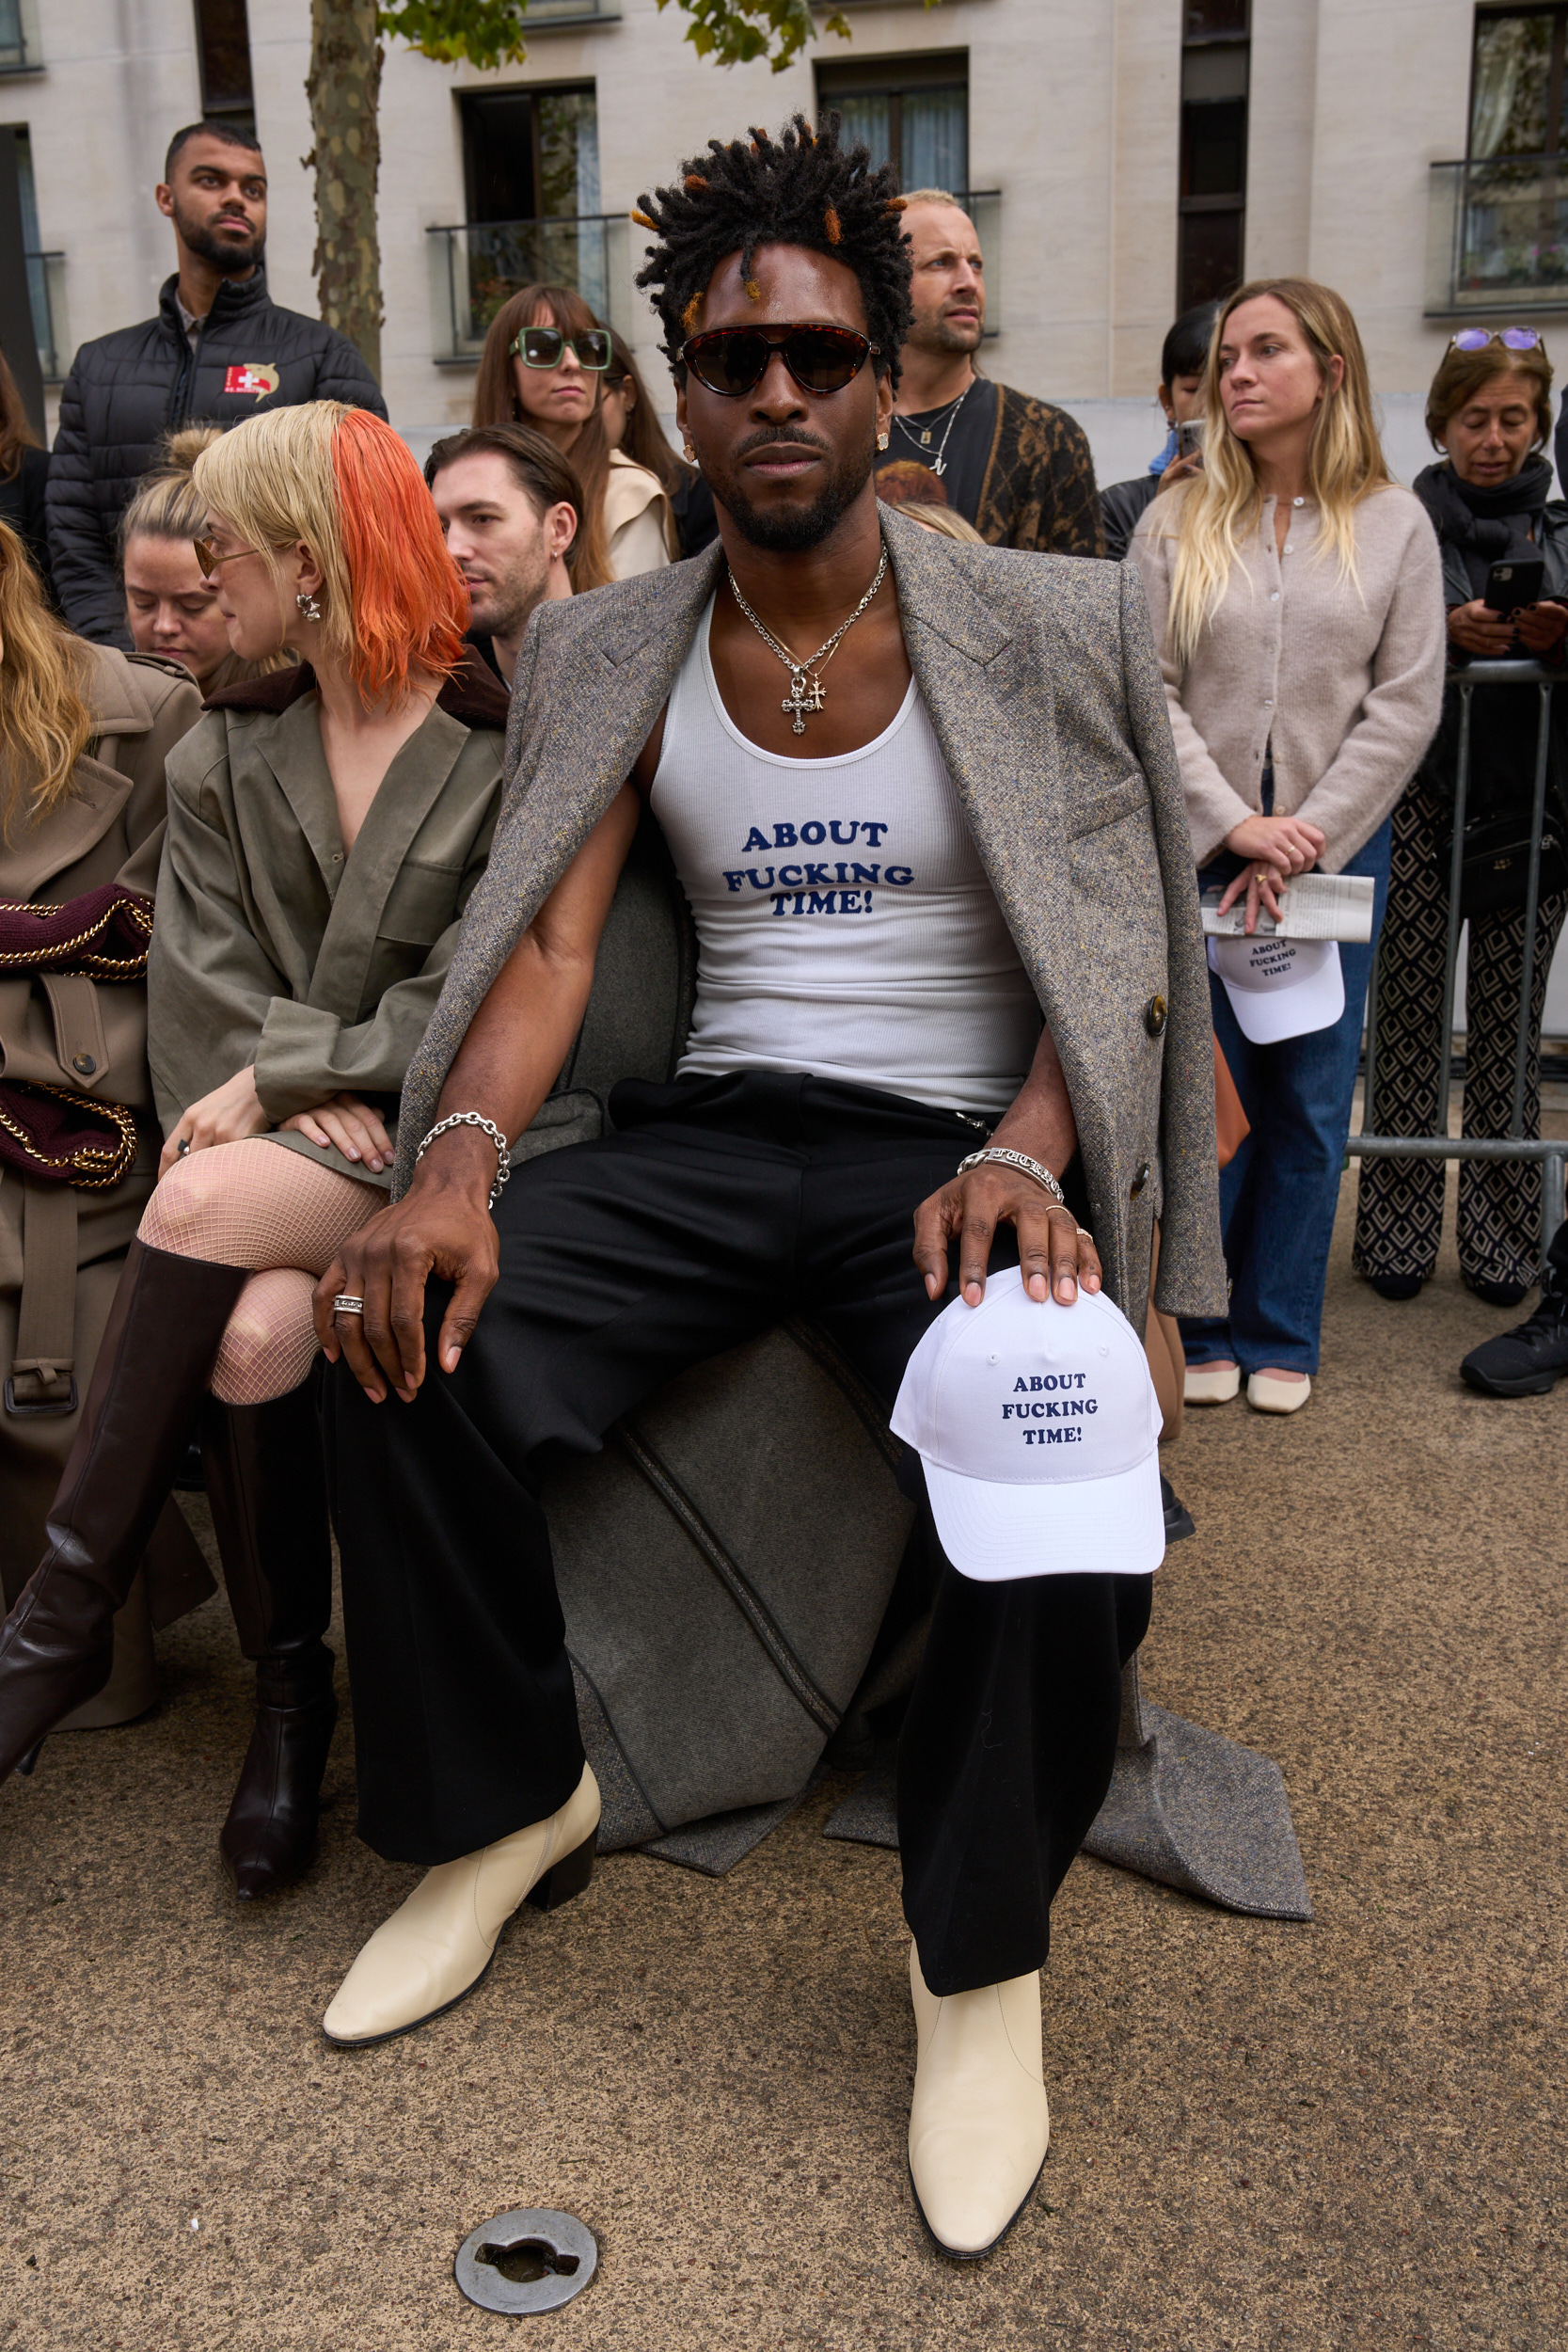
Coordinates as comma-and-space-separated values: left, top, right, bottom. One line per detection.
380, 0, 857, 75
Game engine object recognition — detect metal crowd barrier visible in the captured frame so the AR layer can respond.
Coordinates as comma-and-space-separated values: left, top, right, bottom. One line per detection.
1350, 658, 1565, 1260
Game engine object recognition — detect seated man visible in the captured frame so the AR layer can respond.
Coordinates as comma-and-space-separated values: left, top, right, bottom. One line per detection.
315, 116, 1223, 2260
425, 423, 579, 689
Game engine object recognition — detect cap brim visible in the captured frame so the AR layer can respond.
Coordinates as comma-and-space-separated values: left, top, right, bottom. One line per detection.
1219, 962, 1344, 1043
921, 1446, 1165, 1581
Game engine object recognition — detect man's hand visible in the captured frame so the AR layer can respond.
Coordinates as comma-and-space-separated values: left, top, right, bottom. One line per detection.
913, 1163, 1102, 1309
159, 1065, 270, 1175
1448, 598, 1518, 659
280, 1092, 394, 1174
313, 1128, 499, 1404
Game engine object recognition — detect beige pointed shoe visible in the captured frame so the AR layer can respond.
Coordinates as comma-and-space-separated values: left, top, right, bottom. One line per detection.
323, 1765, 600, 2046
907, 1944, 1050, 2259
1246, 1370, 1312, 1415
1183, 1359, 1241, 1406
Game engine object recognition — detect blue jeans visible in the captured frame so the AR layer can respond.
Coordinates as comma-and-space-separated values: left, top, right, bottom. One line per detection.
1181, 818, 1392, 1376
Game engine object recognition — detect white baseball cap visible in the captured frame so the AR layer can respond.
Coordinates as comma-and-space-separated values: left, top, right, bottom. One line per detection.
890, 1266, 1164, 1581
1209, 933, 1345, 1044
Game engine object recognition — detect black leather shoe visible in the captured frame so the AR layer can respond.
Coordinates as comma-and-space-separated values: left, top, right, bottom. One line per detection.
1367, 1272, 1423, 1302
202, 1386, 337, 1897
1161, 1473, 1196, 1544
1460, 1284, 1568, 1396
1466, 1274, 1531, 1311
0, 1243, 247, 1786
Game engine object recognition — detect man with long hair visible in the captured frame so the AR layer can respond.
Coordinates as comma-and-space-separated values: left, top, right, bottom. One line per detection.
313, 118, 1223, 2260
46, 121, 386, 647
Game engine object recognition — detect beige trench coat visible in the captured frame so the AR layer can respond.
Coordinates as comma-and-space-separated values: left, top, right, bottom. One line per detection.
147, 656, 512, 1184
0, 644, 214, 1716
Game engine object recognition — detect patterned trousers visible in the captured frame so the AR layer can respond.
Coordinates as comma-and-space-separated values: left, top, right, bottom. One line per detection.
1353, 779, 1568, 1293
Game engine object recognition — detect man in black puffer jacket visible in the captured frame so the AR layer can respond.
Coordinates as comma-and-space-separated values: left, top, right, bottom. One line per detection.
47, 120, 387, 645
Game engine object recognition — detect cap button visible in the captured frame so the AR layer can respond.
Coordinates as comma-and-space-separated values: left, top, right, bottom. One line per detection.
1143, 993, 1167, 1039
71, 1053, 97, 1076
1129, 1161, 1150, 1199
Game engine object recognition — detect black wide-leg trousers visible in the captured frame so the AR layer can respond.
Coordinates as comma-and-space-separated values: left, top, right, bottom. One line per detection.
326, 1073, 1149, 1995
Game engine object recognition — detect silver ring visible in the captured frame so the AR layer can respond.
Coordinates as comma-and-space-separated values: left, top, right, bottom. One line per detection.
177, 1137, 191, 1156
332, 1295, 365, 1317
1075, 1228, 1093, 1240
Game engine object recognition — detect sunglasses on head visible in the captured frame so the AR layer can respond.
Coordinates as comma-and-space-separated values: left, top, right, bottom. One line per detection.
509, 325, 612, 371
1449, 327, 1545, 353
681, 324, 880, 398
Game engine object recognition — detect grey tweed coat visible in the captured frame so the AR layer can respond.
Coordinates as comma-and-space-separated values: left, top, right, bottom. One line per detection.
392, 504, 1225, 1327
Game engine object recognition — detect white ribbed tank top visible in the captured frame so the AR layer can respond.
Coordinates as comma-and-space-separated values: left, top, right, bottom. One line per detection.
648, 596, 1040, 1118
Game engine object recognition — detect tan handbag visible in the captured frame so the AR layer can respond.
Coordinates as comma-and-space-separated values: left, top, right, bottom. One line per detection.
1213, 1035, 1250, 1169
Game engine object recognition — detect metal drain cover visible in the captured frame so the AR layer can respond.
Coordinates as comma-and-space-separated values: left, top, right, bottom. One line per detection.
454, 2209, 597, 2314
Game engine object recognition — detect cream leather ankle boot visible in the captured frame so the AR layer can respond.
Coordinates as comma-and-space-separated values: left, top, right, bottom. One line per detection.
323, 1765, 600, 2046
907, 1943, 1049, 2258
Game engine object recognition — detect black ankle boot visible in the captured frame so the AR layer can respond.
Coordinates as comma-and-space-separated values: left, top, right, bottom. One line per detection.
201, 1383, 337, 1898
0, 1242, 247, 1786
1460, 1268, 1568, 1396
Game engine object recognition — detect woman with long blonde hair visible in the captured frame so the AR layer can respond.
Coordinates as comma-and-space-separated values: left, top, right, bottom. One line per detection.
473, 281, 673, 587
0, 404, 511, 1897
0, 518, 209, 1738
1132, 277, 1445, 1415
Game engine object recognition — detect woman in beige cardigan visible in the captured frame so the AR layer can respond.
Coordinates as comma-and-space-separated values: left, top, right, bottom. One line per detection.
1132, 278, 1445, 1413
0, 405, 509, 1896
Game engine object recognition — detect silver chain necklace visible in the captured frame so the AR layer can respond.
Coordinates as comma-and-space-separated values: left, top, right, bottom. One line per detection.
727, 543, 889, 736
892, 383, 972, 479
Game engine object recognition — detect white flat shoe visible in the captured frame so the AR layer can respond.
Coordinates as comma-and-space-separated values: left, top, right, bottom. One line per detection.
907, 1945, 1049, 2259
1246, 1371, 1312, 1415
1184, 1359, 1241, 1406
323, 1765, 600, 2046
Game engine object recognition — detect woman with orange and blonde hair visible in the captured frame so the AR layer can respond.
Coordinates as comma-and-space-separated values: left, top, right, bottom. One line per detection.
0, 403, 511, 1896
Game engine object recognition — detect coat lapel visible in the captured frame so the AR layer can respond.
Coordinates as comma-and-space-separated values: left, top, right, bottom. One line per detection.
307, 703, 470, 1016
8, 758, 135, 896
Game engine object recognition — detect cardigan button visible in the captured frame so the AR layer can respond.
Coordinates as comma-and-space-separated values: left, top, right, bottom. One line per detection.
71, 1053, 97, 1076
1130, 1162, 1150, 1199
1144, 994, 1167, 1038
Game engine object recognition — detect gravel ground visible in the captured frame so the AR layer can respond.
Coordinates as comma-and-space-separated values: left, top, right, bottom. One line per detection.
0, 1166, 1563, 2350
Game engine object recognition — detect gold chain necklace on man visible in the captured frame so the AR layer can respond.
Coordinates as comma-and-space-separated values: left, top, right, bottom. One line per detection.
727, 543, 890, 736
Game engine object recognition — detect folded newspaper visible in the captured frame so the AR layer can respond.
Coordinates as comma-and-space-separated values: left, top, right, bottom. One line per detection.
1199, 872, 1375, 944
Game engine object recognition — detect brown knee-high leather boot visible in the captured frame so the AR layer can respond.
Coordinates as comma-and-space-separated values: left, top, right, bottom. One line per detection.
0, 1240, 248, 1785
201, 1381, 337, 1898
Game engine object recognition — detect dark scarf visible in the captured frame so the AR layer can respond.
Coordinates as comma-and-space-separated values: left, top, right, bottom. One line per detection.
1414, 455, 1553, 598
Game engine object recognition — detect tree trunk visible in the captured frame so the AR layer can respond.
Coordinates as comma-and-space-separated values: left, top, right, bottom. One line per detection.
306, 0, 384, 384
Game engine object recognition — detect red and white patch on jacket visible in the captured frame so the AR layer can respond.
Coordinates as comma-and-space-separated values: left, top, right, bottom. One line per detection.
224, 363, 279, 399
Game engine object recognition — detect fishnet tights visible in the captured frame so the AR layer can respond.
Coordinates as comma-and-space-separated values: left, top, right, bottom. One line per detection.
138, 1139, 381, 1404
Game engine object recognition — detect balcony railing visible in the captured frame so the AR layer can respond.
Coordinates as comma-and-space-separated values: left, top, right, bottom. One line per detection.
25, 249, 64, 381
430, 193, 1002, 367
1427, 157, 1568, 314
428, 215, 623, 365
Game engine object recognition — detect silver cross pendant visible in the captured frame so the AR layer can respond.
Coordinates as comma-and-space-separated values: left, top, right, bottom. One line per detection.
782, 673, 824, 736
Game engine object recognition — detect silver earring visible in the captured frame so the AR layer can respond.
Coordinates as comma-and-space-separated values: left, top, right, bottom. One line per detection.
877, 431, 890, 451
296, 590, 323, 622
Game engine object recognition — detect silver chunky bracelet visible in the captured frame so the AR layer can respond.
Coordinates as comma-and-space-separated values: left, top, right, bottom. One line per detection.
416, 1112, 513, 1211
957, 1145, 1068, 1211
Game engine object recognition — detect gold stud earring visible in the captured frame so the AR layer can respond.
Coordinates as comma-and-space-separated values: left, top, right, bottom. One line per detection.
683, 440, 697, 463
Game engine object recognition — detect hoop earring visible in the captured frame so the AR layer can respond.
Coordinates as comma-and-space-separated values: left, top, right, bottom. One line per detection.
296, 590, 323, 622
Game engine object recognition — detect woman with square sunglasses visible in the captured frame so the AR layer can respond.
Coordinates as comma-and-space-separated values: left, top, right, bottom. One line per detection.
472, 282, 673, 590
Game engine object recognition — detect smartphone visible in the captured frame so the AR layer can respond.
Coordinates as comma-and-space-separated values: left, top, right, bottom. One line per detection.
1177, 418, 1205, 462
1484, 555, 1544, 612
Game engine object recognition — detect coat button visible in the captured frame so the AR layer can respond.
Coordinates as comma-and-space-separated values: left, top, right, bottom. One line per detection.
1130, 1162, 1150, 1199
1144, 994, 1167, 1038
71, 1053, 97, 1076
